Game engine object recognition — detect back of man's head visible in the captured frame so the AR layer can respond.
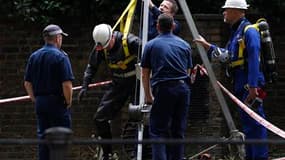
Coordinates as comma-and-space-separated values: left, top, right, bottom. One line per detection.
42, 24, 68, 48
157, 13, 174, 33
43, 24, 68, 37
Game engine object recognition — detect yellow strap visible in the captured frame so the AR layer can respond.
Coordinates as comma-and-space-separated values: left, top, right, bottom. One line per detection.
256, 18, 267, 24
122, 0, 137, 57
244, 24, 259, 33
231, 23, 260, 68
108, 55, 136, 70
105, 0, 137, 68
120, 17, 126, 33
104, 49, 136, 70
111, 0, 137, 58
112, 0, 137, 32
238, 38, 245, 59
229, 59, 244, 68
230, 18, 267, 68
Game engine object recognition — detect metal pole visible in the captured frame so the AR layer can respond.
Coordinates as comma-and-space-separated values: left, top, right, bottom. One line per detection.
178, 0, 236, 132
137, 123, 144, 160
44, 127, 72, 160
139, 0, 149, 104
136, 0, 149, 160
178, 0, 245, 158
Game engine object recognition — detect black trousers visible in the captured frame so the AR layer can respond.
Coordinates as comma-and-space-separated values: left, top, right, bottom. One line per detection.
94, 76, 139, 157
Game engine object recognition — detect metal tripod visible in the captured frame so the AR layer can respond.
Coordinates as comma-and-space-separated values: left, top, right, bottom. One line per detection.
130, 0, 246, 159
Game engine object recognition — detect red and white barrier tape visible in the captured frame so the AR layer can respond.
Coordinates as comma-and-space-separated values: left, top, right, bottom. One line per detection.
190, 65, 198, 84
72, 80, 112, 91
192, 64, 285, 139
272, 157, 285, 160
190, 64, 205, 84
217, 81, 285, 138
0, 80, 112, 105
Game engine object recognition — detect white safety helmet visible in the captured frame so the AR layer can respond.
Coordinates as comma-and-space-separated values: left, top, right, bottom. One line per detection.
222, 0, 249, 10
92, 24, 112, 49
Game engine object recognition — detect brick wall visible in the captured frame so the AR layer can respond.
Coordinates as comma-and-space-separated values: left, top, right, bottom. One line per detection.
0, 14, 285, 159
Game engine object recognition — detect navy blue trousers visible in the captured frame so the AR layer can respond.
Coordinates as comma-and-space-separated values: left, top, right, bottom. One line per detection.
150, 81, 190, 160
35, 95, 71, 160
236, 89, 268, 160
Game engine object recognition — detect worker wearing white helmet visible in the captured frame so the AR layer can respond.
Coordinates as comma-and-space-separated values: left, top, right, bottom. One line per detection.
222, 0, 249, 10
78, 23, 142, 160
92, 24, 113, 50
195, 0, 269, 159
24, 24, 74, 160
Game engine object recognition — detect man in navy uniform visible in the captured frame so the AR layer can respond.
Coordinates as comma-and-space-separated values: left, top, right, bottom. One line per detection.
24, 24, 74, 160
141, 13, 192, 160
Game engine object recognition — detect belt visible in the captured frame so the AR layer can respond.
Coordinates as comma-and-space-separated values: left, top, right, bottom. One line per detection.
158, 79, 185, 86
113, 70, 136, 78
35, 94, 64, 98
35, 93, 62, 97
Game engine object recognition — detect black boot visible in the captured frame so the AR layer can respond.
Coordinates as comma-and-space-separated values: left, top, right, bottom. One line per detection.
102, 152, 119, 160
95, 120, 113, 158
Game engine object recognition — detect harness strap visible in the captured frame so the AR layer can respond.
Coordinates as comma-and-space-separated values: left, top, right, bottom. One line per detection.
103, 0, 138, 70
112, 0, 137, 58
104, 48, 136, 70
229, 38, 246, 68
112, 0, 137, 32
229, 21, 260, 68
113, 70, 136, 78
108, 55, 136, 70
122, 0, 137, 57
229, 59, 244, 68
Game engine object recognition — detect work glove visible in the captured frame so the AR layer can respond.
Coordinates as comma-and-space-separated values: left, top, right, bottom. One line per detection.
77, 88, 87, 103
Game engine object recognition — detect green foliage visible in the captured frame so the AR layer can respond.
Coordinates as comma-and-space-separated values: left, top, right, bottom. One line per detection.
2, 0, 284, 24
12, 0, 70, 24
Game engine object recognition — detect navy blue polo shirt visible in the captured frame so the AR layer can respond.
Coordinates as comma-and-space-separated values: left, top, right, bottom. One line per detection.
24, 44, 74, 96
141, 32, 192, 87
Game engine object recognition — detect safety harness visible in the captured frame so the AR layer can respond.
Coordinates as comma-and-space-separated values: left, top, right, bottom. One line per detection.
104, 48, 136, 70
105, 0, 137, 70
229, 18, 265, 68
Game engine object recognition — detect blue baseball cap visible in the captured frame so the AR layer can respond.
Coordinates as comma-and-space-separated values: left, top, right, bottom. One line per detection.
42, 24, 68, 37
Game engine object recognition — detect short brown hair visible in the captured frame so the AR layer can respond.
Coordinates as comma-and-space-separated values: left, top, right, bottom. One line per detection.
165, 0, 179, 14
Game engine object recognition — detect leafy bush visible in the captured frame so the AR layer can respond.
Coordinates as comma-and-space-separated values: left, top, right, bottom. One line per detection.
0, 0, 283, 24
12, 0, 70, 24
